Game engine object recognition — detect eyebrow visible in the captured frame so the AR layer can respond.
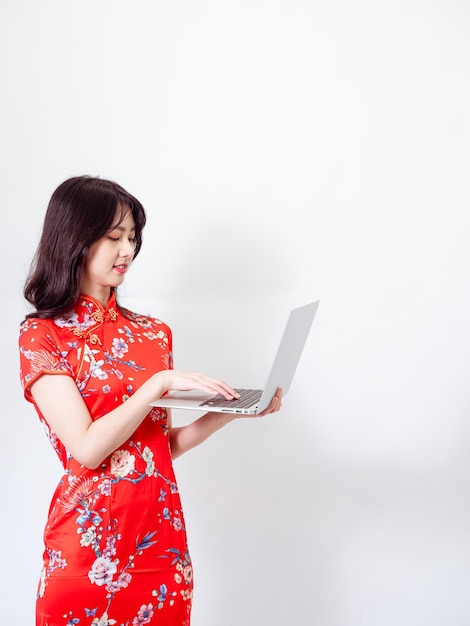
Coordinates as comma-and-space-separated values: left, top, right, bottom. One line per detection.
110, 224, 136, 233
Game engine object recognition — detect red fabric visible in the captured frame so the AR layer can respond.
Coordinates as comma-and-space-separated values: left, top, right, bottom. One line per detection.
19, 294, 192, 626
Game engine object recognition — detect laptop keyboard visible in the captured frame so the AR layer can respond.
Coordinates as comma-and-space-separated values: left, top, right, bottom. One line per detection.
199, 388, 262, 409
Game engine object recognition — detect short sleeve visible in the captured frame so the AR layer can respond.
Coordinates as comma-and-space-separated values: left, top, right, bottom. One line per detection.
18, 318, 74, 403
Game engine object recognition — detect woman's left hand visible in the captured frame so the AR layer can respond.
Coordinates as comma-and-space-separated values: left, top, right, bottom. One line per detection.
251, 386, 283, 417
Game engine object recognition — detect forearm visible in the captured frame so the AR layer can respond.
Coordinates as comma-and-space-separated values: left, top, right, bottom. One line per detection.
169, 412, 237, 459
84, 380, 167, 467
30, 372, 168, 470
31, 369, 240, 470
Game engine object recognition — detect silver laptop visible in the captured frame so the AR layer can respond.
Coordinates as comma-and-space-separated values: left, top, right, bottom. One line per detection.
150, 300, 319, 415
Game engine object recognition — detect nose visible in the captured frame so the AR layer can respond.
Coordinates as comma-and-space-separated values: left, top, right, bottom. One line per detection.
119, 239, 135, 258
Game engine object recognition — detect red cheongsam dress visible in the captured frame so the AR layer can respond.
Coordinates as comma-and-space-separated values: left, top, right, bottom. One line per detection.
18, 294, 193, 626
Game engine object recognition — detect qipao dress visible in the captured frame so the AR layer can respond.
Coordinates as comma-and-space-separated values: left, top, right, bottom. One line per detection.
18, 294, 193, 626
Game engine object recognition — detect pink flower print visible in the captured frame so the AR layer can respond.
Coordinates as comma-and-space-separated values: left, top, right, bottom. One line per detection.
54, 311, 79, 328
88, 557, 117, 586
98, 478, 112, 496
180, 588, 192, 602
132, 603, 154, 625
117, 571, 132, 588
106, 571, 132, 593
47, 548, 67, 574
183, 565, 193, 584
112, 337, 129, 358
149, 407, 165, 423
102, 535, 117, 560
60, 477, 95, 512
110, 449, 135, 477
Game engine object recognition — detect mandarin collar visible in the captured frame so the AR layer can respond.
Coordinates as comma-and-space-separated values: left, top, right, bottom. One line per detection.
54, 293, 119, 335
77, 293, 119, 326
79, 292, 118, 314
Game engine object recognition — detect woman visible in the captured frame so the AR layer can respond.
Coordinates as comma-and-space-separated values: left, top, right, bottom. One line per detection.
19, 175, 282, 626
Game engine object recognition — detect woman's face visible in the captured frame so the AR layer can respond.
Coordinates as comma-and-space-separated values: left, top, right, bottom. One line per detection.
81, 209, 136, 304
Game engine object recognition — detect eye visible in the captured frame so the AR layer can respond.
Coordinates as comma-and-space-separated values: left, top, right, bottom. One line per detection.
108, 236, 120, 242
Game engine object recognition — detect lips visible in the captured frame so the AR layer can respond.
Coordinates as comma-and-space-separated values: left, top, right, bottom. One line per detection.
113, 264, 128, 274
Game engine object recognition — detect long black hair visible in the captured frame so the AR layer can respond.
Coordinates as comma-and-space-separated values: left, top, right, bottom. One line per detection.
24, 175, 146, 319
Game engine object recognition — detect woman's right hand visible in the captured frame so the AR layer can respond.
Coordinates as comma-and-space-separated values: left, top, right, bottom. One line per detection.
153, 370, 240, 401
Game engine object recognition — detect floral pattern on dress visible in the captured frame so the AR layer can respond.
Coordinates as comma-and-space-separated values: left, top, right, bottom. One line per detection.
19, 294, 192, 625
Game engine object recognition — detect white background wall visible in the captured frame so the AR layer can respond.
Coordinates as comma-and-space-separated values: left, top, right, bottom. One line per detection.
2, 1, 470, 624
